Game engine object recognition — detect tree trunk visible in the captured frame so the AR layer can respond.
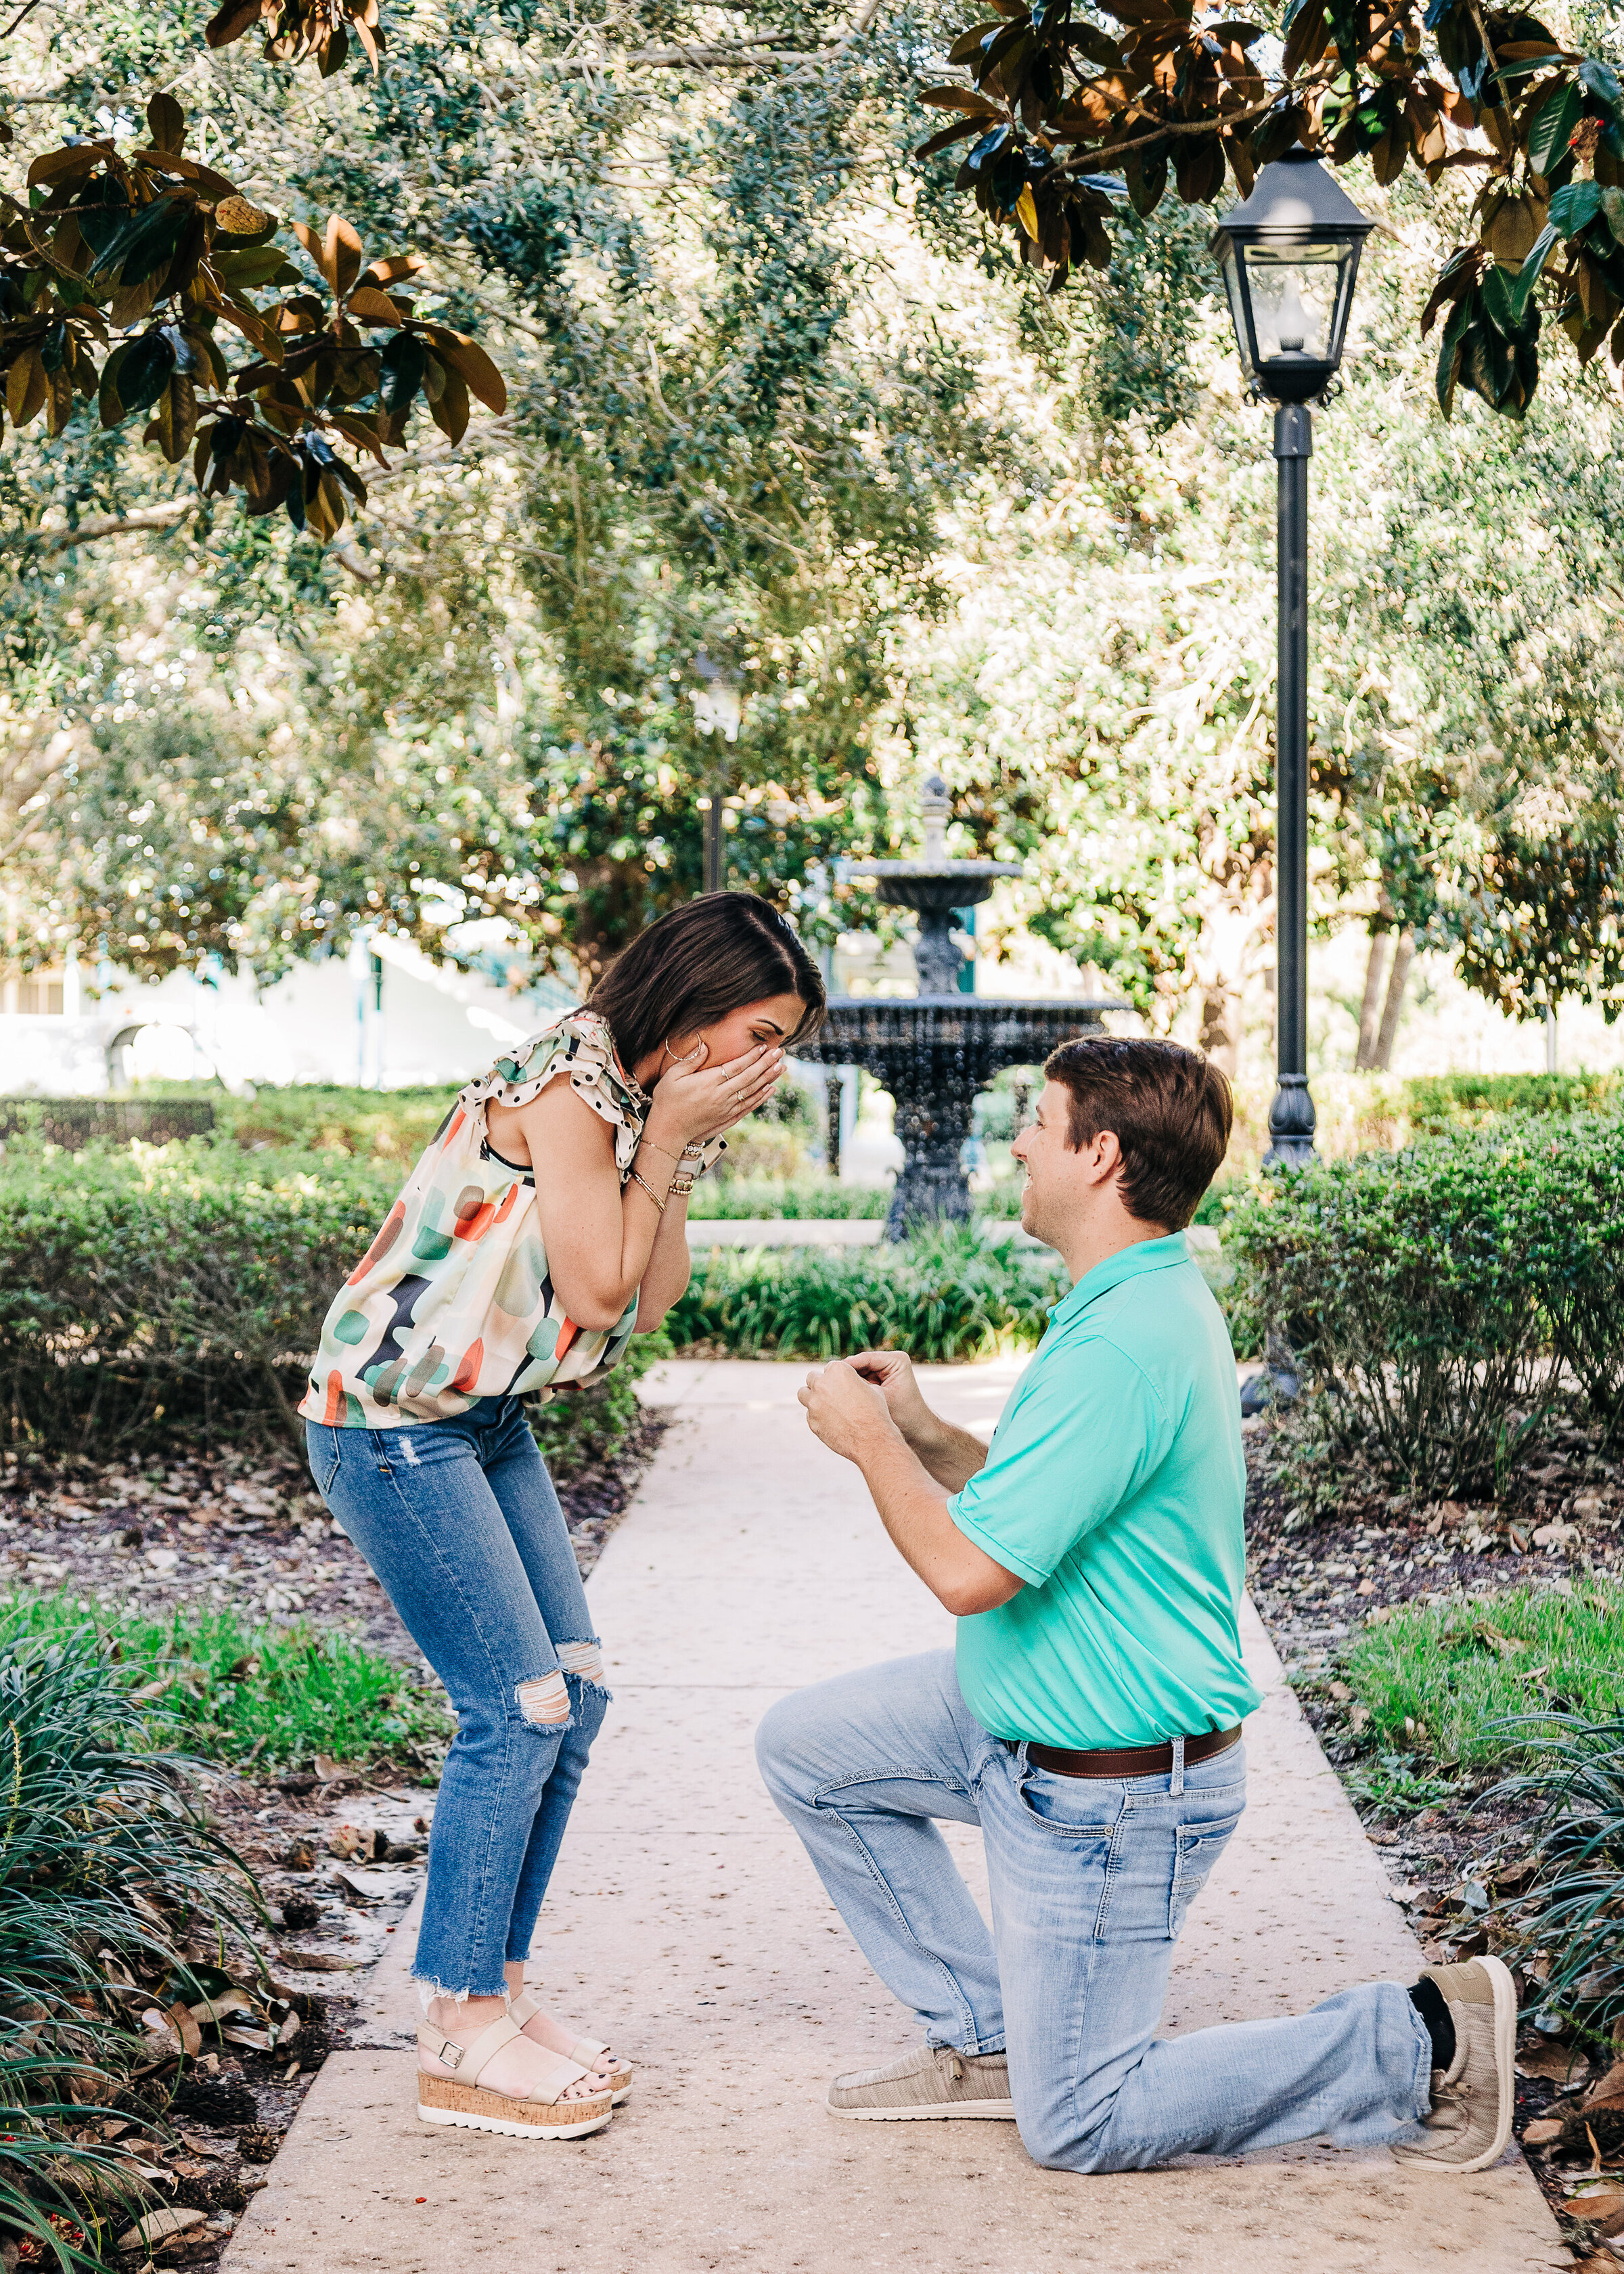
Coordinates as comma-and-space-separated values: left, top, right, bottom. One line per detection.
1372, 931, 1415, 1071
1354, 931, 1387, 1071
1197, 984, 1242, 1082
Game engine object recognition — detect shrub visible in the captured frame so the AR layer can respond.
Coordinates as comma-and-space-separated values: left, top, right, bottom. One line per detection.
0, 1617, 261, 2267
687, 1179, 890, 1220
1226, 1117, 1624, 1492
666, 1222, 1065, 1362
0, 1138, 395, 1448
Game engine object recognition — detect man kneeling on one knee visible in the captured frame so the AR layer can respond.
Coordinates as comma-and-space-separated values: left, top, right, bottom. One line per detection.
755, 1037, 1514, 2175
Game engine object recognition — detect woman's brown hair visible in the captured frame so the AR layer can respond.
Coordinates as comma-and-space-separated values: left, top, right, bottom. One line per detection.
585, 893, 827, 1073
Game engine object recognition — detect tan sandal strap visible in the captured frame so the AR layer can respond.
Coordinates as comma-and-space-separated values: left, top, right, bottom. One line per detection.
416, 2012, 522, 2087
505, 1994, 618, 2076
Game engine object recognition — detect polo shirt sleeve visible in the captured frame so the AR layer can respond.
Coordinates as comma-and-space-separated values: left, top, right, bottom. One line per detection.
947, 1335, 1175, 1587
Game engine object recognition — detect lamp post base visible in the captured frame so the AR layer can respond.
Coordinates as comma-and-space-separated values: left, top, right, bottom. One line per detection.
1262, 1072, 1317, 1169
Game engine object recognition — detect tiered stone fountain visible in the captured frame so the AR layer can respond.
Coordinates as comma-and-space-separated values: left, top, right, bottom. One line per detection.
799, 776, 1122, 1239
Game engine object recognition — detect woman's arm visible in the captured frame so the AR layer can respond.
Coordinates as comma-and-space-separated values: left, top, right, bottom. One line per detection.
496, 1042, 782, 1329
632, 1172, 693, 1331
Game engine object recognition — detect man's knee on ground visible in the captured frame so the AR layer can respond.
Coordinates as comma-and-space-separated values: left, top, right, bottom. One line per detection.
754, 1691, 817, 1798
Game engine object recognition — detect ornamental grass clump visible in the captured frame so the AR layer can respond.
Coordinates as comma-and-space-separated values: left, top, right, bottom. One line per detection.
1489, 1713, 1624, 2066
1226, 1116, 1624, 1494
0, 1618, 261, 2269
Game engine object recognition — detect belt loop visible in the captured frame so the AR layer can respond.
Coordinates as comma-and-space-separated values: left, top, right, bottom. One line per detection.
1170, 1734, 1186, 1797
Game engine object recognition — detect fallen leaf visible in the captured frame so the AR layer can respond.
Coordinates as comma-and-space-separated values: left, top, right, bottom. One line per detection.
1517, 2039, 1589, 2086
1522, 2116, 1566, 2145
274, 1948, 359, 1973
1564, 2184, 1624, 2237
1585, 2060, 1624, 2113
115, 2206, 206, 2253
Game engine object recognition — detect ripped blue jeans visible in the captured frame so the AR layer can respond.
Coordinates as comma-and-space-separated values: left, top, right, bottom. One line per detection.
305, 1395, 608, 2001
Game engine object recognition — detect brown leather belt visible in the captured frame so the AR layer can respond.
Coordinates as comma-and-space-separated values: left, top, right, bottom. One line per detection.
1006, 1724, 1242, 1780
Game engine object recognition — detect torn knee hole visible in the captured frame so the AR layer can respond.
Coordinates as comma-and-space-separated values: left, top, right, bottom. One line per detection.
556, 1640, 605, 1688
515, 1671, 570, 1726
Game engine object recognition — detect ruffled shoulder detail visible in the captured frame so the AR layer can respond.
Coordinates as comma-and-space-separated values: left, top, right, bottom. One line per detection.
462, 1009, 650, 1174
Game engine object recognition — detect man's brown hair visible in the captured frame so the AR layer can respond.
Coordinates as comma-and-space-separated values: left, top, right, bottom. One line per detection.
1042, 1036, 1233, 1232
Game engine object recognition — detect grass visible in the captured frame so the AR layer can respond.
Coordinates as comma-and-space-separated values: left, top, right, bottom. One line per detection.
1, 1595, 453, 1773
1335, 1578, 1624, 1773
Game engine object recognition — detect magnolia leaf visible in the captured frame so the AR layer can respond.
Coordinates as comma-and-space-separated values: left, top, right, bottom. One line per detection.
206, 0, 266, 46
146, 92, 186, 152
920, 87, 1005, 113
5, 347, 47, 428
357, 254, 424, 286
345, 285, 405, 322
421, 326, 508, 411
916, 117, 985, 157
1526, 77, 1581, 175
1015, 184, 1040, 236
1547, 179, 1602, 236
27, 143, 112, 191
378, 330, 425, 415
426, 360, 470, 441
324, 214, 365, 297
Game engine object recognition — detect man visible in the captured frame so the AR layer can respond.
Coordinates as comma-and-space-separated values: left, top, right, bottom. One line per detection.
755, 1036, 1514, 2174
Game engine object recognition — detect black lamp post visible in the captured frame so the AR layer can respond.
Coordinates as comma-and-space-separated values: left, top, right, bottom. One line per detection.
1211, 148, 1373, 1166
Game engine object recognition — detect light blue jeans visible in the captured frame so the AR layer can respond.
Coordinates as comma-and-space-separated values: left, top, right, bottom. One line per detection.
305, 1396, 608, 2001
756, 1651, 1433, 2172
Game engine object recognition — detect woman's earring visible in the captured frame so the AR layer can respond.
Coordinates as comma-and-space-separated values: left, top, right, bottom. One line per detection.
662, 1034, 708, 1069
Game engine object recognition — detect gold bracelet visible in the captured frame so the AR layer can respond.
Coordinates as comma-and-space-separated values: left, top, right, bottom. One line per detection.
638, 1138, 683, 1166
628, 1167, 667, 1215
669, 1174, 696, 1199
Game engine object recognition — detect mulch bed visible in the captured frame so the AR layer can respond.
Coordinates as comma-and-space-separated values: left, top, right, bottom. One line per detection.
0, 1408, 664, 2270
1244, 1407, 1624, 2258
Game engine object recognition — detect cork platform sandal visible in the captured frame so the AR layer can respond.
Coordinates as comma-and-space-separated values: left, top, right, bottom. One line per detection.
416, 2013, 614, 2140
507, 1988, 633, 2107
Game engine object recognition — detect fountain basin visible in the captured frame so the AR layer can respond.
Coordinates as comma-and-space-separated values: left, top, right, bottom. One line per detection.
798, 996, 1121, 1239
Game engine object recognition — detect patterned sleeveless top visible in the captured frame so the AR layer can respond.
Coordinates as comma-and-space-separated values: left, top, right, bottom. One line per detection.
298, 1010, 664, 1429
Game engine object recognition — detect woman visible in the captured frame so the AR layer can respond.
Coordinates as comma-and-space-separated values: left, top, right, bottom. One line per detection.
300, 892, 825, 2141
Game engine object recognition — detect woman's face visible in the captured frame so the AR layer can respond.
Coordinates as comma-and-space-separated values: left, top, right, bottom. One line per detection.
667, 991, 807, 1074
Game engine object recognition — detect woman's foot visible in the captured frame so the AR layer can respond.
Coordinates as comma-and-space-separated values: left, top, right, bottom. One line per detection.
503, 1965, 632, 2102
419, 1994, 606, 2106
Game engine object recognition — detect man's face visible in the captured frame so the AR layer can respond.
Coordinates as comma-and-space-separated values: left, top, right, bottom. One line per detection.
1009, 1081, 1075, 1243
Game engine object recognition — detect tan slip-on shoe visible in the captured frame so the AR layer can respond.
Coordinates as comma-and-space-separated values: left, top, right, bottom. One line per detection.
507, 1988, 633, 2106
417, 2013, 614, 2140
1390, 1955, 1517, 2173
828, 2043, 1015, 2120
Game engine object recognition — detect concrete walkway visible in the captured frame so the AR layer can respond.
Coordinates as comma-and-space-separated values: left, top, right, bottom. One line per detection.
227, 1359, 1564, 2274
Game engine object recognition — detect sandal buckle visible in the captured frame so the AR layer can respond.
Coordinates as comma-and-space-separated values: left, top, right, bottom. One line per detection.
434, 2036, 464, 2070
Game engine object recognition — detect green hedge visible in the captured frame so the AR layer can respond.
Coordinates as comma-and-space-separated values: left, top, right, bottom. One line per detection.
0, 1138, 394, 1446
1227, 1115, 1624, 1492
667, 1223, 1064, 1362
0, 1135, 663, 1458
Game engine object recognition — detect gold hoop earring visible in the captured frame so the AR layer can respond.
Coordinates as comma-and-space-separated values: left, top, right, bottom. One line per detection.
662, 1034, 708, 1069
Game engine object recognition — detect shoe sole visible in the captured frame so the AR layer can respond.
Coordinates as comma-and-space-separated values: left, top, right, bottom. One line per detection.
1394, 1953, 1518, 2175
826, 2097, 1018, 2120
418, 2101, 612, 2140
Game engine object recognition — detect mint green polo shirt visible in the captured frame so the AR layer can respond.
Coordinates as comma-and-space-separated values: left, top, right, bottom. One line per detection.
947, 1231, 1261, 1750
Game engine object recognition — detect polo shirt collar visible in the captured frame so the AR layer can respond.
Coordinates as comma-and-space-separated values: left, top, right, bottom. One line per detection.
1050, 1230, 1190, 1322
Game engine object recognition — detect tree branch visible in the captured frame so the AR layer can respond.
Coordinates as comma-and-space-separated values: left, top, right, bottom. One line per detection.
3, 500, 194, 556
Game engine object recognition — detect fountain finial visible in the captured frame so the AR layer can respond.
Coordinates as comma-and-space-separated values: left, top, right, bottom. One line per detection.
920, 771, 950, 867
